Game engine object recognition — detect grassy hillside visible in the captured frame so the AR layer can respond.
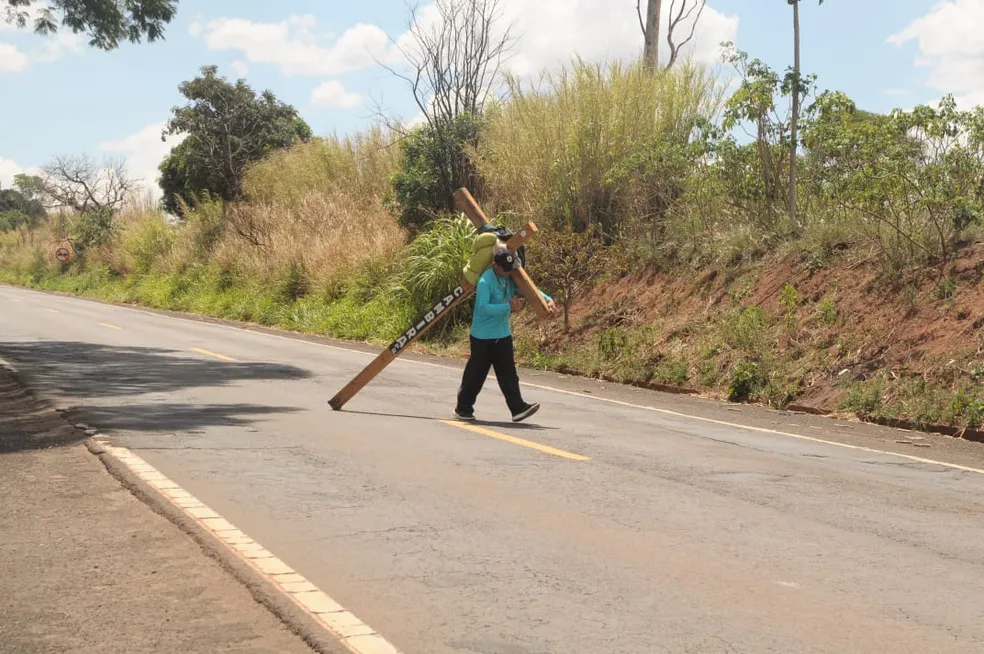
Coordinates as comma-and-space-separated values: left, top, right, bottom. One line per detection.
4, 59, 984, 437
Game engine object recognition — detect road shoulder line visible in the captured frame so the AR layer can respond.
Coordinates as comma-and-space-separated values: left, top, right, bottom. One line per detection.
85, 438, 402, 654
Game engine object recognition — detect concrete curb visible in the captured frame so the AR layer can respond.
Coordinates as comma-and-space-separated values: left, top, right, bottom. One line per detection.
83, 438, 351, 654
0, 356, 351, 654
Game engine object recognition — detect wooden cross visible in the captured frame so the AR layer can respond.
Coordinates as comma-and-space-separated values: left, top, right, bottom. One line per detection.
328, 188, 551, 411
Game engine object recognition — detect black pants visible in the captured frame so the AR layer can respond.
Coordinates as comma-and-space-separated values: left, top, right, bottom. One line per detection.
456, 336, 526, 415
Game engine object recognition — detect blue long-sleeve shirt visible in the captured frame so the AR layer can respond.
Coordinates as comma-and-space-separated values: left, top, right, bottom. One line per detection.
470, 267, 552, 340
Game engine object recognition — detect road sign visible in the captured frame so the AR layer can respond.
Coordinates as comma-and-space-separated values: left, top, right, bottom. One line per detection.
55, 247, 70, 262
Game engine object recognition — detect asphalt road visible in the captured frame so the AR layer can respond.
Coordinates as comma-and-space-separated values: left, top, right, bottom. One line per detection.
3, 283, 984, 654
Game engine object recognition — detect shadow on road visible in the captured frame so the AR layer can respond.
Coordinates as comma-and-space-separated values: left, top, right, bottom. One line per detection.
0, 341, 309, 437
0, 368, 86, 453
60, 403, 297, 432
0, 341, 310, 398
340, 409, 559, 431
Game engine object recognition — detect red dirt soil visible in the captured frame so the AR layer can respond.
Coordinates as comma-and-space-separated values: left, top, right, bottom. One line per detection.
516, 241, 984, 422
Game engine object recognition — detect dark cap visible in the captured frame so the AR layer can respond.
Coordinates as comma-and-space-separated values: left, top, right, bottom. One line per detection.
493, 250, 517, 271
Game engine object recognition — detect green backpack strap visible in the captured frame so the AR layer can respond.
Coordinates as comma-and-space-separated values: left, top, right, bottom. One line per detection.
477, 224, 514, 240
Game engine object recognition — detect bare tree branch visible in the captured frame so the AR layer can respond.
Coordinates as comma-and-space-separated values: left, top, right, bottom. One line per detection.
641, 0, 706, 70
372, 0, 516, 211
378, 0, 515, 130
37, 155, 135, 215
666, 0, 706, 69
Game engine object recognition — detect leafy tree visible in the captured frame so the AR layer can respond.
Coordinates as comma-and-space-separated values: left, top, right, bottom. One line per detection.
3, 0, 178, 50
381, 0, 509, 231
801, 92, 984, 270
0, 210, 30, 232
720, 43, 816, 230
159, 65, 312, 216
390, 112, 480, 231
71, 206, 116, 253
157, 137, 210, 215
533, 225, 610, 332
0, 175, 46, 225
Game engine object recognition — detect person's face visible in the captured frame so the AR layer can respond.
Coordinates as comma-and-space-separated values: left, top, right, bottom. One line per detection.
492, 263, 507, 277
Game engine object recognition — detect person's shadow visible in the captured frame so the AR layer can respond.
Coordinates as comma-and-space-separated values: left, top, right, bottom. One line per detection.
339, 409, 558, 431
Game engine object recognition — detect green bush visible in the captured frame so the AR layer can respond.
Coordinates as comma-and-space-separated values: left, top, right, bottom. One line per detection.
390, 113, 481, 232
72, 208, 116, 253
394, 214, 475, 335
728, 360, 768, 402
122, 214, 175, 273
722, 306, 768, 354
817, 297, 837, 325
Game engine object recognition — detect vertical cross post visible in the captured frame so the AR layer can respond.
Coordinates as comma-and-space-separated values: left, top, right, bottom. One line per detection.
328, 188, 551, 410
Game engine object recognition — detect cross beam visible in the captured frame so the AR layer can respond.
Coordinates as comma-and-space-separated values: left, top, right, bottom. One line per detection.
328, 188, 551, 411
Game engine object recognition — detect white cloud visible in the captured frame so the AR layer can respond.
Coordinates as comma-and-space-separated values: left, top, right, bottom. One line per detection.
189, 2, 737, 81
0, 42, 29, 72
0, 6, 84, 71
310, 80, 364, 109
98, 122, 186, 202
0, 34, 82, 72
498, 0, 739, 78
0, 156, 30, 189
231, 59, 249, 77
190, 14, 399, 76
888, 0, 984, 108
407, 111, 429, 128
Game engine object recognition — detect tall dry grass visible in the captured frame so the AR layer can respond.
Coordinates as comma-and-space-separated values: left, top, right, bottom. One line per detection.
199, 127, 407, 295
475, 59, 726, 239
243, 126, 400, 208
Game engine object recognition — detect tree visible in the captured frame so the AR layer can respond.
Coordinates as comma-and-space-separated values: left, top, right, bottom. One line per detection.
639, 0, 661, 70
35, 154, 135, 214
787, 0, 824, 230
0, 175, 46, 223
380, 0, 513, 230
390, 112, 480, 231
801, 92, 982, 271
3, 0, 178, 50
387, 0, 513, 135
159, 65, 312, 216
720, 43, 816, 231
534, 225, 610, 332
157, 137, 210, 215
638, 0, 706, 70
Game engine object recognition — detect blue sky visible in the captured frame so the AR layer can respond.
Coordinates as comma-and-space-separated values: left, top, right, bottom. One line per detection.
0, 0, 978, 198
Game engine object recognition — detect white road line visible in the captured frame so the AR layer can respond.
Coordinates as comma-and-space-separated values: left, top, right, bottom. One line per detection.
7, 286, 984, 477
518, 382, 984, 476
101, 443, 402, 654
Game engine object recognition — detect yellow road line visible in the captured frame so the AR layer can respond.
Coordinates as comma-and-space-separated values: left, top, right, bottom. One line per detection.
191, 347, 237, 362
440, 420, 590, 461
98, 322, 122, 330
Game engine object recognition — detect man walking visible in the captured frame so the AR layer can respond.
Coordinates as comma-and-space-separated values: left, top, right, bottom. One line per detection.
454, 245, 556, 423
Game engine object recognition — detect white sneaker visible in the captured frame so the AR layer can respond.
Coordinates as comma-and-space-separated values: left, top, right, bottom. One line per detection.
512, 403, 540, 422
453, 408, 476, 421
